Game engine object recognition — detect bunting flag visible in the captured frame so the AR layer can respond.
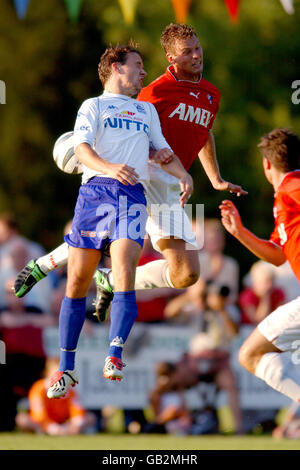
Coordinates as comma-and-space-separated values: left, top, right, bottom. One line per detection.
224, 0, 241, 23
64, 0, 83, 22
280, 0, 294, 14
118, 0, 139, 25
14, 0, 30, 19
171, 0, 192, 23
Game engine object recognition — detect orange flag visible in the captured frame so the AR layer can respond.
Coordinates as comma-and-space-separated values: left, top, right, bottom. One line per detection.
171, 0, 192, 23
118, 0, 139, 24
224, 0, 241, 23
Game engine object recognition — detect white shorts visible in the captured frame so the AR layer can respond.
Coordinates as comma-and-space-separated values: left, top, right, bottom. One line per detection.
258, 296, 300, 351
145, 175, 198, 253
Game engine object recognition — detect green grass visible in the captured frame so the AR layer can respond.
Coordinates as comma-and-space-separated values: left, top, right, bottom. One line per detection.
1, 432, 300, 450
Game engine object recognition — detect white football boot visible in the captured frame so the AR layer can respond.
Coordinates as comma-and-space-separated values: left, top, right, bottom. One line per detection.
47, 370, 78, 399
103, 357, 126, 382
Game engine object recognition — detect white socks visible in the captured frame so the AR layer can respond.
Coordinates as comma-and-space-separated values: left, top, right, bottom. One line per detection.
36, 244, 175, 291
36, 242, 69, 274
108, 259, 175, 290
255, 351, 300, 402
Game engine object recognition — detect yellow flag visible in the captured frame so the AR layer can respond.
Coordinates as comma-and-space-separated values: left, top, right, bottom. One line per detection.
118, 0, 139, 24
171, 0, 192, 23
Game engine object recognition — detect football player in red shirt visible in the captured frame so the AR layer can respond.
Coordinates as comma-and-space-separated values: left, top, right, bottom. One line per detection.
219, 128, 300, 402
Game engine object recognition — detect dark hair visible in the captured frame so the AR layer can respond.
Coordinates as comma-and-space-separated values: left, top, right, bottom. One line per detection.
160, 23, 198, 54
206, 281, 230, 298
258, 128, 300, 172
98, 42, 142, 86
156, 361, 176, 377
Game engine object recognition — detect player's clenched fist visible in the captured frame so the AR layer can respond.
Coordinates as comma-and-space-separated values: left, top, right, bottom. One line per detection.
150, 147, 174, 164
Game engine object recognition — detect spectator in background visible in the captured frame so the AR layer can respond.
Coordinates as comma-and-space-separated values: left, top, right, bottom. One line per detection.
0, 212, 52, 313
15, 357, 97, 435
239, 260, 285, 325
146, 361, 192, 435
164, 280, 242, 434
194, 218, 239, 305
0, 287, 55, 430
267, 261, 300, 303
121, 236, 178, 433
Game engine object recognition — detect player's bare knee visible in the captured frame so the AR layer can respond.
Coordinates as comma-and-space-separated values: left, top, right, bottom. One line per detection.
172, 269, 199, 288
66, 274, 89, 298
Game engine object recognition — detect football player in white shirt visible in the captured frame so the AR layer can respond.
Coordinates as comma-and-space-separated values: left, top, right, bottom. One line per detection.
14, 25, 247, 324
44, 44, 193, 399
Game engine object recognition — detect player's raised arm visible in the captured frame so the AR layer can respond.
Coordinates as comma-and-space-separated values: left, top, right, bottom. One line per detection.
75, 143, 139, 186
199, 132, 247, 196
219, 199, 286, 266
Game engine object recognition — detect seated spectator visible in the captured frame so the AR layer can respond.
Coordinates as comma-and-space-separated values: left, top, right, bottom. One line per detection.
163, 277, 207, 325
0, 288, 55, 430
15, 357, 97, 435
120, 236, 178, 434
194, 218, 239, 305
239, 260, 286, 325
164, 280, 242, 433
146, 361, 192, 435
268, 261, 300, 303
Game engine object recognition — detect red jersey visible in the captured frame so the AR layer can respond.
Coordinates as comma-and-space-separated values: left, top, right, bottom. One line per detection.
270, 170, 300, 281
137, 66, 221, 171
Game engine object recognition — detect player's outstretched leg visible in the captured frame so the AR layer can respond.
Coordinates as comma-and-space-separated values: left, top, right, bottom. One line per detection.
93, 269, 114, 322
14, 242, 69, 297
93, 259, 174, 322
47, 370, 78, 399
102, 291, 138, 382
239, 299, 300, 403
14, 260, 47, 298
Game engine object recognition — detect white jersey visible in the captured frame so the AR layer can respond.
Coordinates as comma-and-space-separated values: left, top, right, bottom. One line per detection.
73, 91, 172, 186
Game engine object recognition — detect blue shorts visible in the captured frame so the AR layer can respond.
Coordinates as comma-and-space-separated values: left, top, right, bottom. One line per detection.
65, 177, 147, 252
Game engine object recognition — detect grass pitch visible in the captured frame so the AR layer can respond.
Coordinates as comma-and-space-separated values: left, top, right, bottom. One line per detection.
1, 432, 300, 450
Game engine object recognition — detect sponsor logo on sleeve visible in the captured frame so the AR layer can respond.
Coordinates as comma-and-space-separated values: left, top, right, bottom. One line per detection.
134, 103, 146, 114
